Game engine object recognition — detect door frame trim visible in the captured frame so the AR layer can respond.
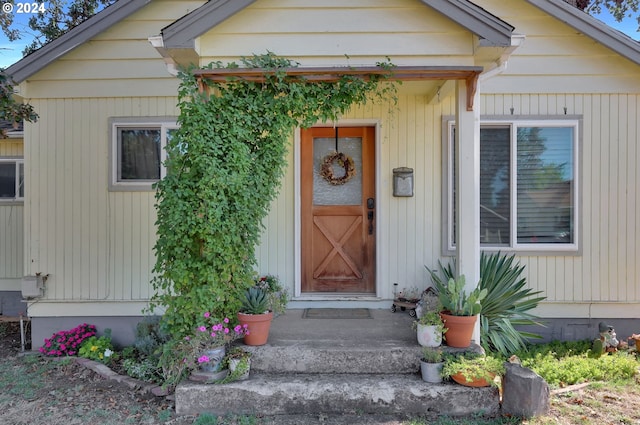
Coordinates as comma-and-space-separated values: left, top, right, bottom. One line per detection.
294, 119, 382, 298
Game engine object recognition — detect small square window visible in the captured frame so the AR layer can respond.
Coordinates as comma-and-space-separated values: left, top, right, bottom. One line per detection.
0, 159, 24, 201
109, 118, 177, 191
117, 127, 161, 181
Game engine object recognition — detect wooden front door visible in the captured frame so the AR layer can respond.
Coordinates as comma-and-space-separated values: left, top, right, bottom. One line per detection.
301, 126, 376, 293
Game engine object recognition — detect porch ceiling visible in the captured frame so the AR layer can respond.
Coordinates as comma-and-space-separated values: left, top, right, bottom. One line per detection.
193, 65, 483, 111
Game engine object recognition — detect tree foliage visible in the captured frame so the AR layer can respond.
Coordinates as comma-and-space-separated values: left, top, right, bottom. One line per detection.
150, 53, 397, 337
573, 0, 640, 31
0, 72, 37, 137
1, 0, 116, 56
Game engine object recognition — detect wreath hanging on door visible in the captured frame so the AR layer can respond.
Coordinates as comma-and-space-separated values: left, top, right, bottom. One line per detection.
320, 151, 356, 185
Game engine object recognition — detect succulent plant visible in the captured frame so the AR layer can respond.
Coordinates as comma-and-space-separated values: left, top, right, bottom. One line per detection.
240, 287, 269, 315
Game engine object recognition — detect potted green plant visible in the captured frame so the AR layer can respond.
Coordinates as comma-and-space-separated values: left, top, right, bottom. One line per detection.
420, 346, 444, 383
442, 352, 505, 387
160, 312, 249, 386
413, 311, 445, 347
255, 274, 289, 316
225, 347, 252, 381
429, 272, 487, 348
237, 287, 274, 346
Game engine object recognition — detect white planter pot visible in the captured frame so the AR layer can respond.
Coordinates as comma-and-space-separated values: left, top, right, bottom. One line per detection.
420, 360, 444, 383
198, 346, 226, 373
416, 323, 442, 347
229, 357, 251, 381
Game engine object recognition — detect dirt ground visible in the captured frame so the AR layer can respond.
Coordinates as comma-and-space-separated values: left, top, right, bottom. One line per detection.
1, 319, 639, 425
0, 320, 417, 425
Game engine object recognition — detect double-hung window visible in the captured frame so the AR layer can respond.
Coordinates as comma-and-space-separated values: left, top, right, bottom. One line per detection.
445, 117, 580, 253
0, 158, 24, 202
109, 118, 178, 191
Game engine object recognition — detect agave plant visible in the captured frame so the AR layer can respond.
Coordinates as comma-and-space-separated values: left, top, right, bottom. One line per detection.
427, 252, 546, 355
240, 287, 269, 315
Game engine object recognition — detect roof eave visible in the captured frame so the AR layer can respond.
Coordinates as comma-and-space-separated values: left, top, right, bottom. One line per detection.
161, 0, 257, 50
4, 0, 152, 83
420, 0, 514, 47
525, 0, 640, 65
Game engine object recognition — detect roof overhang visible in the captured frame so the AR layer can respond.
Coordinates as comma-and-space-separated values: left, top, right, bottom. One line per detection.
193, 65, 484, 111
161, 0, 256, 50
419, 0, 514, 47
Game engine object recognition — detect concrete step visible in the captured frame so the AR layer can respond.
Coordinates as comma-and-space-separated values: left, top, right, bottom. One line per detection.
243, 343, 481, 375
244, 344, 423, 374
175, 372, 500, 417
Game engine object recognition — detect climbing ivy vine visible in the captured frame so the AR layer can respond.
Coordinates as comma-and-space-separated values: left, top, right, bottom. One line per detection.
150, 53, 397, 337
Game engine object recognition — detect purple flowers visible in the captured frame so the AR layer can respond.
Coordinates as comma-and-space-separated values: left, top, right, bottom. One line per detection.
39, 323, 97, 357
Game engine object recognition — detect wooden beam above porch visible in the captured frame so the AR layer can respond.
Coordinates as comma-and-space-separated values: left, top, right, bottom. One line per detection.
193, 66, 483, 111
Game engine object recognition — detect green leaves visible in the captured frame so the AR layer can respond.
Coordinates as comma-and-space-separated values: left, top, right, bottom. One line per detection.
150, 53, 397, 338
0, 72, 38, 137
427, 252, 546, 356
429, 271, 486, 317
479, 252, 546, 356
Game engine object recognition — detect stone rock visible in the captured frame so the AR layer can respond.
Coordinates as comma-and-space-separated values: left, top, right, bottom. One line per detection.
501, 363, 550, 418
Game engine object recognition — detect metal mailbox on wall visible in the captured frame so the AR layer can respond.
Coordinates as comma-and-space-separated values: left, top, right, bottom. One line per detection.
392, 167, 414, 197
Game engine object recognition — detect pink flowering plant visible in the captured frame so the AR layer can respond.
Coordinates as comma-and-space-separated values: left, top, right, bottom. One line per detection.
158, 313, 250, 389
187, 313, 249, 367
39, 323, 97, 357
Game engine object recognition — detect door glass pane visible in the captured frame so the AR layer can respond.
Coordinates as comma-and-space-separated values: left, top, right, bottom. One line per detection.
313, 136, 362, 206
517, 127, 574, 244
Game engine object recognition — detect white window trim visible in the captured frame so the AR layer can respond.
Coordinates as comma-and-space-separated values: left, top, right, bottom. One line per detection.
109, 117, 178, 191
0, 157, 24, 203
442, 115, 582, 256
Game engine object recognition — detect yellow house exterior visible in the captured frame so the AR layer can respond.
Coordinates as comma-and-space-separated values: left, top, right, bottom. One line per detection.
4, 0, 639, 347
0, 132, 24, 316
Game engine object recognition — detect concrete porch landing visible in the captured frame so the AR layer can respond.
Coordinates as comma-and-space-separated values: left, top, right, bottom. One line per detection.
175, 309, 499, 418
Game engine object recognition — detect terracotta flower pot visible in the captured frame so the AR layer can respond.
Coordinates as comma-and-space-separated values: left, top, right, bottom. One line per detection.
237, 311, 273, 346
450, 371, 495, 387
440, 312, 477, 348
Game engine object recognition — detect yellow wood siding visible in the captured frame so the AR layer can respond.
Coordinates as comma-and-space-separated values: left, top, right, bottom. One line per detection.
18, 0, 640, 319
25, 97, 178, 301
198, 0, 474, 67
0, 205, 23, 279
477, 0, 640, 93
22, 0, 206, 99
0, 139, 24, 279
0, 140, 24, 156
480, 93, 640, 309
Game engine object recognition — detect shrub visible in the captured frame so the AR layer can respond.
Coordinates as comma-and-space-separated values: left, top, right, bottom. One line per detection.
133, 316, 170, 358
